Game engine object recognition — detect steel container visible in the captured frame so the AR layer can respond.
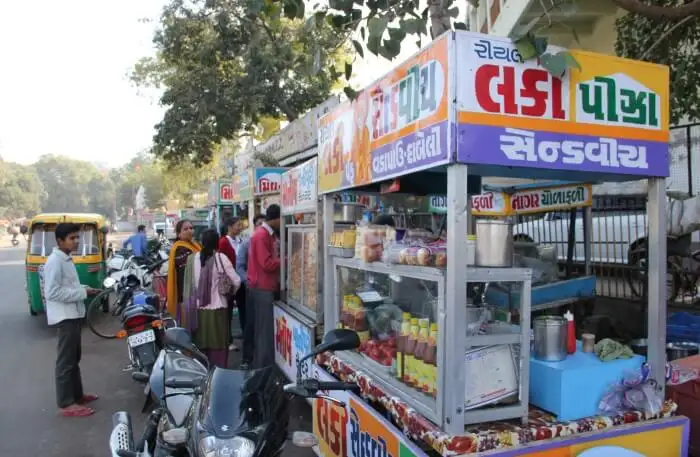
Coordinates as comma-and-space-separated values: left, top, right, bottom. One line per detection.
533, 315, 568, 362
475, 220, 514, 267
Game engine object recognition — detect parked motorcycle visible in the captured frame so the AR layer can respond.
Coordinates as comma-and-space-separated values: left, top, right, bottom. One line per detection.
109, 328, 361, 457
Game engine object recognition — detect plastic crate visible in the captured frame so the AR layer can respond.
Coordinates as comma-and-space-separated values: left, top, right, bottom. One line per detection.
667, 312, 700, 343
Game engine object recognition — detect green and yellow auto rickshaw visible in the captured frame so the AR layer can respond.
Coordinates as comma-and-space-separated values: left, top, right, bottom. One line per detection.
25, 213, 109, 316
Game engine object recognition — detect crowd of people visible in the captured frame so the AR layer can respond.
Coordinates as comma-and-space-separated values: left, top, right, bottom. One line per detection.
45, 205, 282, 417
165, 204, 281, 370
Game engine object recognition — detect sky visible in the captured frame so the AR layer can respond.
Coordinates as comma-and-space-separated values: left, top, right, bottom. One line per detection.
0, 0, 420, 169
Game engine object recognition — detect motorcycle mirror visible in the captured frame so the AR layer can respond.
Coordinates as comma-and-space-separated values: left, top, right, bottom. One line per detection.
103, 277, 117, 289
283, 383, 313, 398
315, 329, 361, 354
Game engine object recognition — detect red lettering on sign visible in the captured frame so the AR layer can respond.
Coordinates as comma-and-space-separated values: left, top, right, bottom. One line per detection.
220, 184, 232, 201
472, 192, 495, 212
474, 64, 566, 120
259, 178, 280, 194
275, 316, 292, 366
324, 123, 344, 176
315, 398, 347, 457
512, 193, 540, 211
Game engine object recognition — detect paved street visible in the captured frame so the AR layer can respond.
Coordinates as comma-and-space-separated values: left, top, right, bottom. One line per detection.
0, 242, 311, 457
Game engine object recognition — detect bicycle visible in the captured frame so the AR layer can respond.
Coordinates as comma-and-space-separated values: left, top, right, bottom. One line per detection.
627, 235, 700, 303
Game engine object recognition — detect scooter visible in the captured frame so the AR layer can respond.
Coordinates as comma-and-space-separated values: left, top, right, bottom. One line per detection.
109, 328, 361, 457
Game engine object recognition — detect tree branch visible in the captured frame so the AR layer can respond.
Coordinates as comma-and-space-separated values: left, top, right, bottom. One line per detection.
612, 0, 700, 21
641, 15, 697, 60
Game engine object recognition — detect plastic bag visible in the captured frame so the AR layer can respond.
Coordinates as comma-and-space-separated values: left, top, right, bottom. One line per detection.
598, 364, 663, 415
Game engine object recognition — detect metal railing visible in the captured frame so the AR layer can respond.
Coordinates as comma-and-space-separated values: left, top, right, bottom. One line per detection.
514, 123, 700, 307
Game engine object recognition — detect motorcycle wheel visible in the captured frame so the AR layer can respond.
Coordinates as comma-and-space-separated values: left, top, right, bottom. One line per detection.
86, 288, 123, 339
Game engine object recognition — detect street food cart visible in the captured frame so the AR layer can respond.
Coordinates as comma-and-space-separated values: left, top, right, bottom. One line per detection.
308, 31, 687, 457
233, 167, 287, 233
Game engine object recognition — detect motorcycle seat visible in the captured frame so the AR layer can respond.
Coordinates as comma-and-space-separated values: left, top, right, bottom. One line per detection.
122, 305, 158, 321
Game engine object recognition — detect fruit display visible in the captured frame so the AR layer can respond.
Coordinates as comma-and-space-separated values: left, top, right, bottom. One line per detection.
359, 337, 396, 367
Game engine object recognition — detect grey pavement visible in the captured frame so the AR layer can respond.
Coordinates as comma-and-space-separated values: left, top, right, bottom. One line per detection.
0, 245, 312, 457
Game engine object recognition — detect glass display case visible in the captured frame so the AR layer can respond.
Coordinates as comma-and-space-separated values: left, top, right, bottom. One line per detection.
286, 226, 320, 319
330, 257, 444, 422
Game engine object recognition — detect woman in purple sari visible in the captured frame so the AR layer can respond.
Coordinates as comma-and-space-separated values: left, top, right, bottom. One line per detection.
190, 229, 241, 367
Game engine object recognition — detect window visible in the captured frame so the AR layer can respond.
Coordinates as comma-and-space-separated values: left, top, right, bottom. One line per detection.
29, 224, 100, 256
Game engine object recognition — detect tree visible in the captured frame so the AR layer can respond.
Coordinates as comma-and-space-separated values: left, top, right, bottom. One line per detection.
615, 0, 700, 124
133, 0, 351, 166
0, 161, 43, 218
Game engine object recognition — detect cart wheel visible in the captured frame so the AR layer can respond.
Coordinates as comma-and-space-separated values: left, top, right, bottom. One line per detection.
87, 289, 122, 339
627, 247, 680, 302
30, 309, 38, 316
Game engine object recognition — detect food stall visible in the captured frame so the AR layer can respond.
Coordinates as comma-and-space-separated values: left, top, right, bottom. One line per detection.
310, 31, 687, 456
232, 167, 287, 232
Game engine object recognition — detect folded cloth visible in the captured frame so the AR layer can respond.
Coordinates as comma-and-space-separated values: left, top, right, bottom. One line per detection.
594, 338, 635, 361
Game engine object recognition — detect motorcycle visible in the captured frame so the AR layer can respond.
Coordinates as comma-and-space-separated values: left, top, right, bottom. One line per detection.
109, 328, 361, 457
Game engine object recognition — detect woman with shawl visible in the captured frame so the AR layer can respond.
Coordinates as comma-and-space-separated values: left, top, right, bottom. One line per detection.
190, 229, 241, 367
166, 220, 201, 321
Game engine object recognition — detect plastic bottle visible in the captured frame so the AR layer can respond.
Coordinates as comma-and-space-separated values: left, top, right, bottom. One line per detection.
565, 311, 576, 354
394, 312, 411, 379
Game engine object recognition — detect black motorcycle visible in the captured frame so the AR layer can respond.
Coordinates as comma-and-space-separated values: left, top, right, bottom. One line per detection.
109, 328, 361, 457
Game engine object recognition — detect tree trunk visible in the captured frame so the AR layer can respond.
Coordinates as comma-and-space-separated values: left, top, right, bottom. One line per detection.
612, 0, 700, 21
429, 0, 452, 38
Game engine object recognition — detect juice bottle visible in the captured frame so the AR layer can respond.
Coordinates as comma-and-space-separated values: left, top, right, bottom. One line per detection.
414, 319, 430, 392
394, 312, 411, 379
403, 318, 419, 385
424, 323, 438, 397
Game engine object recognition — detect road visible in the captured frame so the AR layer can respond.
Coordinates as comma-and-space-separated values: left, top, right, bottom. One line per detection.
0, 241, 311, 457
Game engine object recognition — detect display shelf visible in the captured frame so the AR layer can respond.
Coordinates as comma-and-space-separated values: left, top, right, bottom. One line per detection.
334, 256, 533, 283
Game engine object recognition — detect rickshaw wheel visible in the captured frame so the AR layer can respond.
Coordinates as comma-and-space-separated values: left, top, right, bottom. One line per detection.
87, 289, 121, 339
30, 309, 37, 316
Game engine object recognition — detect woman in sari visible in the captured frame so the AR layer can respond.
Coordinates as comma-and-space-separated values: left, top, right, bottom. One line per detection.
191, 229, 241, 367
166, 220, 201, 320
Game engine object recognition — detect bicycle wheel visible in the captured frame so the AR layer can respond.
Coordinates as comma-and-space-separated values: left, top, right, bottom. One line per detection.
87, 288, 123, 339
627, 248, 680, 301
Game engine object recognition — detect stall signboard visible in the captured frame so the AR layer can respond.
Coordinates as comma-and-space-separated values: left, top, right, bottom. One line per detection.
427, 195, 447, 213
236, 170, 253, 202
497, 417, 687, 457
179, 208, 209, 222
510, 183, 592, 215
311, 366, 426, 457
455, 32, 670, 178
281, 158, 318, 215
273, 304, 313, 381
218, 179, 233, 204
254, 167, 287, 196
471, 191, 511, 216
317, 34, 451, 194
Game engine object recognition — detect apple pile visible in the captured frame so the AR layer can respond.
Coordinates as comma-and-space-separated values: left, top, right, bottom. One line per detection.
359, 335, 397, 367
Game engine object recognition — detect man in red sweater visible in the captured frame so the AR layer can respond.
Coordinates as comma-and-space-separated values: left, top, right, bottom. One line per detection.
247, 204, 281, 368
218, 217, 244, 351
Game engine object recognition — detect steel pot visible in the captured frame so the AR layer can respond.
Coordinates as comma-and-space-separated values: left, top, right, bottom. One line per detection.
334, 203, 365, 222
475, 220, 514, 267
666, 341, 700, 361
630, 338, 648, 357
533, 315, 568, 362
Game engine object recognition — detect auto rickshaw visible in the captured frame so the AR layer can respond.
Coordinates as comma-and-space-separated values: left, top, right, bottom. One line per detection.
25, 213, 109, 316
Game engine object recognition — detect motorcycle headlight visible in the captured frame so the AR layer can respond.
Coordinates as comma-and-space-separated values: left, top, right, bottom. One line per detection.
199, 435, 255, 457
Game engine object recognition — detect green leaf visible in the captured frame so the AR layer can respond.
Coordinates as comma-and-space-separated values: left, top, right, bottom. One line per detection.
283, 0, 297, 19
344, 86, 358, 100
388, 26, 406, 42
368, 16, 388, 37
351, 8, 362, 22
454, 22, 468, 31
539, 53, 567, 78
559, 51, 582, 71
367, 34, 381, 55
447, 7, 459, 18
344, 61, 353, 80
533, 36, 548, 55
360, 26, 366, 40
352, 39, 364, 58
379, 38, 401, 60
400, 18, 424, 34
514, 35, 538, 60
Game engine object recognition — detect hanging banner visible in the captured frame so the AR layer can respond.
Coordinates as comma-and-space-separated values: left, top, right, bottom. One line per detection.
510, 183, 592, 215
455, 32, 670, 178
281, 158, 318, 215
472, 191, 512, 216
254, 167, 287, 196
318, 34, 451, 194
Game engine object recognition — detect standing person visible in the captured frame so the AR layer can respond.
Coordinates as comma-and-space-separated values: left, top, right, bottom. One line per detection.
218, 217, 244, 350
247, 205, 281, 368
236, 214, 265, 368
44, 223, 101, 417
190, 229, 241, 368
122, 224, 148, 259
166, 220, 201, 319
